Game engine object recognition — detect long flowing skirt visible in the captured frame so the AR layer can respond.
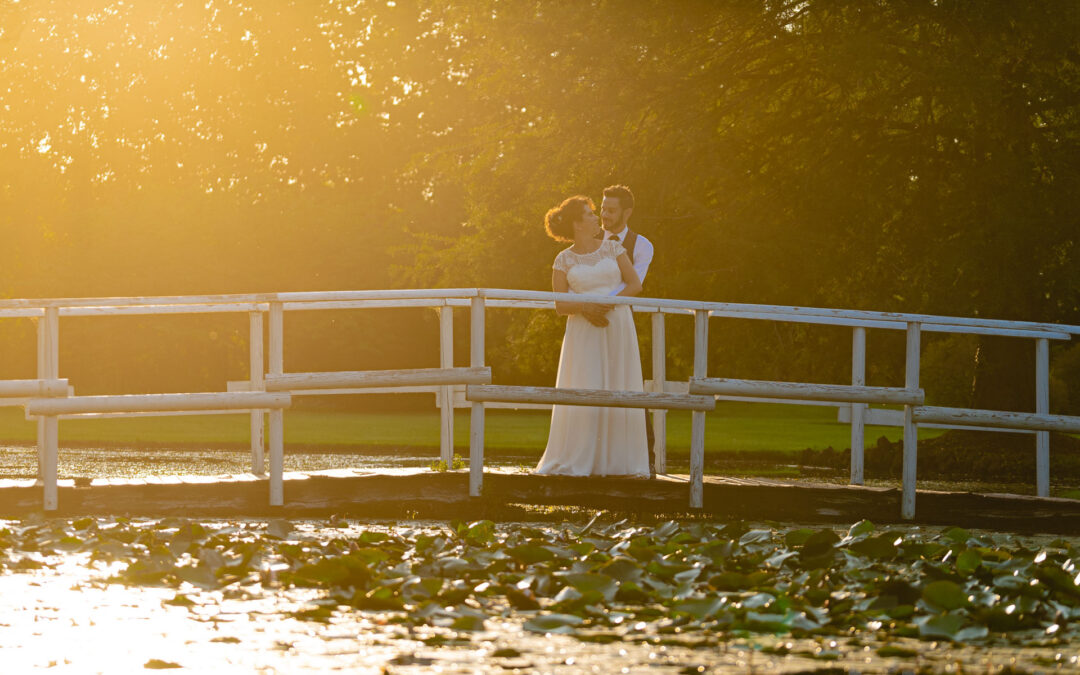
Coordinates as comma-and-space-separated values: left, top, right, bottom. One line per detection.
535, 305, 650, 477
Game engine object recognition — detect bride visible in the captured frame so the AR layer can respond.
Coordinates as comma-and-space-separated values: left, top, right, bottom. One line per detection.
535, 195, 651, 477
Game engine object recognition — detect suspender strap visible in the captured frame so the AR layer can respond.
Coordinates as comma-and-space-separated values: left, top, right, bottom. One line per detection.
623, 229, 639, 264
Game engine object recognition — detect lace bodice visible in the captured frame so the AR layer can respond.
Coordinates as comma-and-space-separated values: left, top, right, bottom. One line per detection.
552, 240, 626, 295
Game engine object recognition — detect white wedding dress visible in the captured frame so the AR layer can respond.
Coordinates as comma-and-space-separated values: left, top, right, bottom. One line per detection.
535, 240, 650, 477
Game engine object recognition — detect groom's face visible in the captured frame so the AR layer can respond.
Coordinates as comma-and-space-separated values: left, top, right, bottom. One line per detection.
600, 197, 628, 232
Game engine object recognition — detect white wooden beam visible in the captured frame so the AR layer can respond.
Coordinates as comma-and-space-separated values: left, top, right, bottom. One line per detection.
249, 311, 266, 476
265, 367, 491, 391
0, 379, 69, 397
465, 385, 715, 411
27, 392, 291, 416
690, 309, 709, 509
1035, 338, 1050, 497
912, 406, 1080, 434
688, 378, 924, 406
42, 415, 58, 511
268, 301, 284, 506
850, 327, 866, 485
902, 323, 921, 520
651, 312, 667, 475
469, 296, 485, 497
439, 306, 455, 465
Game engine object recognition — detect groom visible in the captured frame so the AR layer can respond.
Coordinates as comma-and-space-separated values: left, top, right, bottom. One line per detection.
585, 184, 657, 473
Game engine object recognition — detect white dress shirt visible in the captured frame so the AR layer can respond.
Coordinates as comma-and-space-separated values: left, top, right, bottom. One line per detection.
605, 226, 654, 296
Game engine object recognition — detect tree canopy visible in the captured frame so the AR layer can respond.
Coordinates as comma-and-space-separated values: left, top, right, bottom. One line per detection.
1, 1, 1078, 407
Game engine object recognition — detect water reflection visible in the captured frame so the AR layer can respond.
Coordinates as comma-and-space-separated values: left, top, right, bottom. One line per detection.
0, 445, 530, 480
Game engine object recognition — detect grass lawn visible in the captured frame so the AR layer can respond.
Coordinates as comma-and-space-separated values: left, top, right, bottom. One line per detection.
0, 402, 945, 455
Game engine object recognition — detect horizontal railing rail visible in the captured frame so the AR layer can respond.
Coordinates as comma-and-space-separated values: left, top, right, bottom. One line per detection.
264, 367, 492, 392
466, 384, 716, 412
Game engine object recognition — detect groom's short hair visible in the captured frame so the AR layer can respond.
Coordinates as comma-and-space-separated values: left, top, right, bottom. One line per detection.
602, 184, 634, 210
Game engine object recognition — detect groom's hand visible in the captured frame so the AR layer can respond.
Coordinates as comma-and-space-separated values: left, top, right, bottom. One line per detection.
582, 303, 613, 327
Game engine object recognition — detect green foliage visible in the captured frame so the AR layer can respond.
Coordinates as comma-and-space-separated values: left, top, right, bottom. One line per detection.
920, 334, 979, 407
0, 1, 1077, 404
429, 453, 466, 472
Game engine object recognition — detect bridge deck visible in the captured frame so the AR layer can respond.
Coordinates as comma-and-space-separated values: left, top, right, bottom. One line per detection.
1, 468, 1077, 534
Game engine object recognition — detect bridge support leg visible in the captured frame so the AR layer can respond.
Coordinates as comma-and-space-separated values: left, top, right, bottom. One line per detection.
651, 312, 667, 475
439, 306, 455, 466
249, 310, 266, 475
469, 297, 485, 497
269, 409, 284, 506
268, 302, 284, 505
1036, 338, 1050, 497
36, 307, 59, 480
901, 323, 921, 520
689, 310, 709, 509
42, 415, 58, 511
850, 327, 866, 485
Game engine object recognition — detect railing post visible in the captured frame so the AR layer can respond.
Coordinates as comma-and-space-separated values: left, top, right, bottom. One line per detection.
902, 322, 921, 520
850, 326, 867, 485
249, 310, 266, 475
469, 295, 485, 497
268, 301, 284, 506
690, 309, 709, 509
37, 306, 60, 509
651, 311, 667, 475
439, 305, 455, 465
42, 415, 59, 511
1036, 338, 1050, 497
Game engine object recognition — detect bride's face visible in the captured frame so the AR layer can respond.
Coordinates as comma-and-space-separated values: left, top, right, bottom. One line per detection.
575, 206, 600, 238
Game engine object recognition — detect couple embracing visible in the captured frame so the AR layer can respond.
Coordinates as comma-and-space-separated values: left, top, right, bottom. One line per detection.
535, 185, 655, 478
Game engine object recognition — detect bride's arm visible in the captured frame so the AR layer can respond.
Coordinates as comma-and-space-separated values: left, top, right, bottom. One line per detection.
553, 269, 583, 315
614, 253, 643, 297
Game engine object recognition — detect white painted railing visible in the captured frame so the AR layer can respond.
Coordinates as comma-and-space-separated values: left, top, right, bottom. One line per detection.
2, 289, 1079, 516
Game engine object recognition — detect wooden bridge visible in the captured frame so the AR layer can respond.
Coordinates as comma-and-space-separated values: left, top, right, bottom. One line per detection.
2, 289, 1080, 520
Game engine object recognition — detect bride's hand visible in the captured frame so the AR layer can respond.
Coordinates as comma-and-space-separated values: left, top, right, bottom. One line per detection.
582, 303, 612, 327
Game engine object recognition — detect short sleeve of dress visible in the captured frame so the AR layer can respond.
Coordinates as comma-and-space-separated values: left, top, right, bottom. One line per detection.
608, 239, 627, 259
552, 249, 570, 273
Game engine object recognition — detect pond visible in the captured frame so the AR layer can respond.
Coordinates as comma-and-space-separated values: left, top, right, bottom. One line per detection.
1, 516, 1078, 672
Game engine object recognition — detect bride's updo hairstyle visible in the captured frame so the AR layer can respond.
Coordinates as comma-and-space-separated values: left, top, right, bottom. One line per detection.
544, 195, 594, 242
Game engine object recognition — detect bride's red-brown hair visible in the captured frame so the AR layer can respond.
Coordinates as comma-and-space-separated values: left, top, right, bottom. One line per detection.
544, 195, 594, 242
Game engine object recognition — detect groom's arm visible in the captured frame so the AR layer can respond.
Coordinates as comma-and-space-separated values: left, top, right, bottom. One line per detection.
609, 236, 654, 296
632, 237, 654, 289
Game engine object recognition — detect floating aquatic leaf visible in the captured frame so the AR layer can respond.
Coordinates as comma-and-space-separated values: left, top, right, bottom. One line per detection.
784, 528, 815, 547
739, 530, 773, 546
266, 519, 294, 540
765, 550, 798, 569
651, 521, 680, 539
507, 545, 556, 564
599, 557, 643, 584
942, 527, 971, 545
848, 520, 875, 538
709, 572, 750, 591
922, 580, 968, 611
464, 520, 496, 545
673, 597, 724, 620
956, 549, 982, 575
523, 613, 584, 634
450, 614, 486, 631
916, 613, 966, 640
560, 573, 618, 602
506, 588, 541, 610
143, 659, 182, 669
847, 534, 899, 560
